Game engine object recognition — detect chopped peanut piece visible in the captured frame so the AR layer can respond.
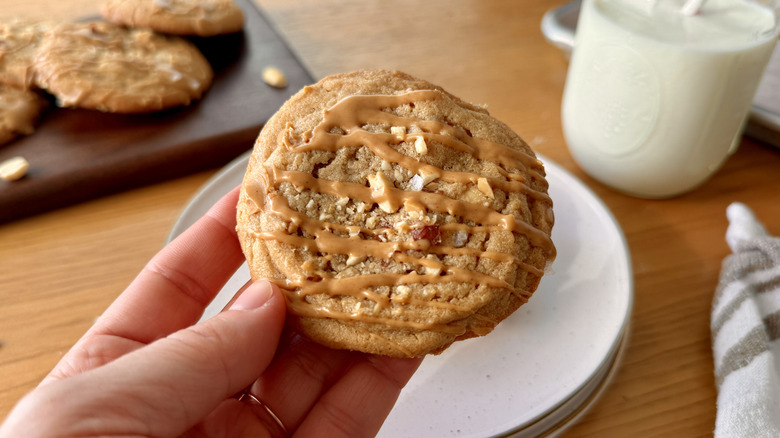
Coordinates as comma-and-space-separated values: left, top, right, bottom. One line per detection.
368, 172, 390, 190
0, 156, 29, 181
390, 126, 406, 140
262, 66, 287, 88
395, 285, 412, 302
368, 171, 398, 213
346, 255, 366, 266
477, 177, 495, 199
377, 200, 395, 214
368, 173, 386, 193
414, 135, 428, 154
419, 167, 440, 185
424, 255, 443, 276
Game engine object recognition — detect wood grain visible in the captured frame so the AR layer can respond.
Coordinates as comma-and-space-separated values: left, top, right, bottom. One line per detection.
1, 1, 780, 437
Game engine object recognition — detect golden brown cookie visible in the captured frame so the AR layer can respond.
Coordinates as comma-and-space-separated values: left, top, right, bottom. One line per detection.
100, 0, 245, 37
0, 19, 51, 89
0, 84, 47, 146
237, 70, 556, 357
33, 21, 213, 113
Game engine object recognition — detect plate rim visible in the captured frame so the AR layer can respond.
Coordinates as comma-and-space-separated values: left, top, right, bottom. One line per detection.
167, 150, 253, 242
509, 156, 632, 434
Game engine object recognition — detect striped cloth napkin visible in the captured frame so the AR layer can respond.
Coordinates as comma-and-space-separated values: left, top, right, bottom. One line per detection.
712, 202, 780, 438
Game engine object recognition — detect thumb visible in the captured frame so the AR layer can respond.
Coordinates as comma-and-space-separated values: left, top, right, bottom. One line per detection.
7, 280, 286, 438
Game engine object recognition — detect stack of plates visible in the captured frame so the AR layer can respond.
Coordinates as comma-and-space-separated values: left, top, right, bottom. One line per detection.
169, 152, 633, 437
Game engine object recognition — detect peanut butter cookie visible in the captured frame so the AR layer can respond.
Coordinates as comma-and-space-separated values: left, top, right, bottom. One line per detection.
33, 21, 213, 113
0, 84, 47, 146
237, 70, 556, 357
0, 19, 51, 89
100, 0, 244, 37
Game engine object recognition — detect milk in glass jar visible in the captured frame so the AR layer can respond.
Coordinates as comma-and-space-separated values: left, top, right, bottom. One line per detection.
562, 0, 778, 198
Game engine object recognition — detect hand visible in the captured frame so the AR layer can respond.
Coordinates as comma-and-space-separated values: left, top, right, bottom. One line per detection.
0, 188, 422, 438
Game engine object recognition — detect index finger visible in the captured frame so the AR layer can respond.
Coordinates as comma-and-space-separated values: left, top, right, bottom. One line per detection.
90, 186, 245, 344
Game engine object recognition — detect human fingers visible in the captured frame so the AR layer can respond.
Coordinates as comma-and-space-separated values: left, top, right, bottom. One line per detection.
292, 354, 422, 438
45, 187, 244, 383
93, 186, 245, 343
2, 281, 286, 438
247, 332, 422, 436
248, 332, 357, 431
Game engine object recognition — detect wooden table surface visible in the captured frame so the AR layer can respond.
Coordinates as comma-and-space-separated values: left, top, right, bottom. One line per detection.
2, 0, 779, 436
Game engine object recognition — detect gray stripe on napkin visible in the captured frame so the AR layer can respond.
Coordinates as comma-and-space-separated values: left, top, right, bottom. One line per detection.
711, 275, 780, 338
717, 251, 773, 289
715, 310, 780, 387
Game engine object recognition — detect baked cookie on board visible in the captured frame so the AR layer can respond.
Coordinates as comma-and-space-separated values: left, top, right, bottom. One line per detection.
33, 21, 213, 113
100, 0, 245, 37
0, 84, 47, 146
237, 70, 556, 357
0, 19, 51, 89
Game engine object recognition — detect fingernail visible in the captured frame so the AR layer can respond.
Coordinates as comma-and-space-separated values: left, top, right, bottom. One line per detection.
231, 281, 274, 310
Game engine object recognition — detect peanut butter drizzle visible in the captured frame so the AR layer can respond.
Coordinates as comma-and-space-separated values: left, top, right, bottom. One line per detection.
249, 90, 555, 333
258, 191, 545, 276
270, 167, 552, 248
281, 269, 512, 297
287, 91, 546, 180
285, 127, 550, 201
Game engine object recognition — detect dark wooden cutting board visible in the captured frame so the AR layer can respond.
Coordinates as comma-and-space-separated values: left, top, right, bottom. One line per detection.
0, 0, 314, 223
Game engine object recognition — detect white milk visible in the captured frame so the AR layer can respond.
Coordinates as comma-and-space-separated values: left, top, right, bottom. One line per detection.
562, 0, 778, 198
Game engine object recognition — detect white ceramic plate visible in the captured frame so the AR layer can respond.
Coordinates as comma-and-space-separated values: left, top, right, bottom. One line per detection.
167, 151, 633, 437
